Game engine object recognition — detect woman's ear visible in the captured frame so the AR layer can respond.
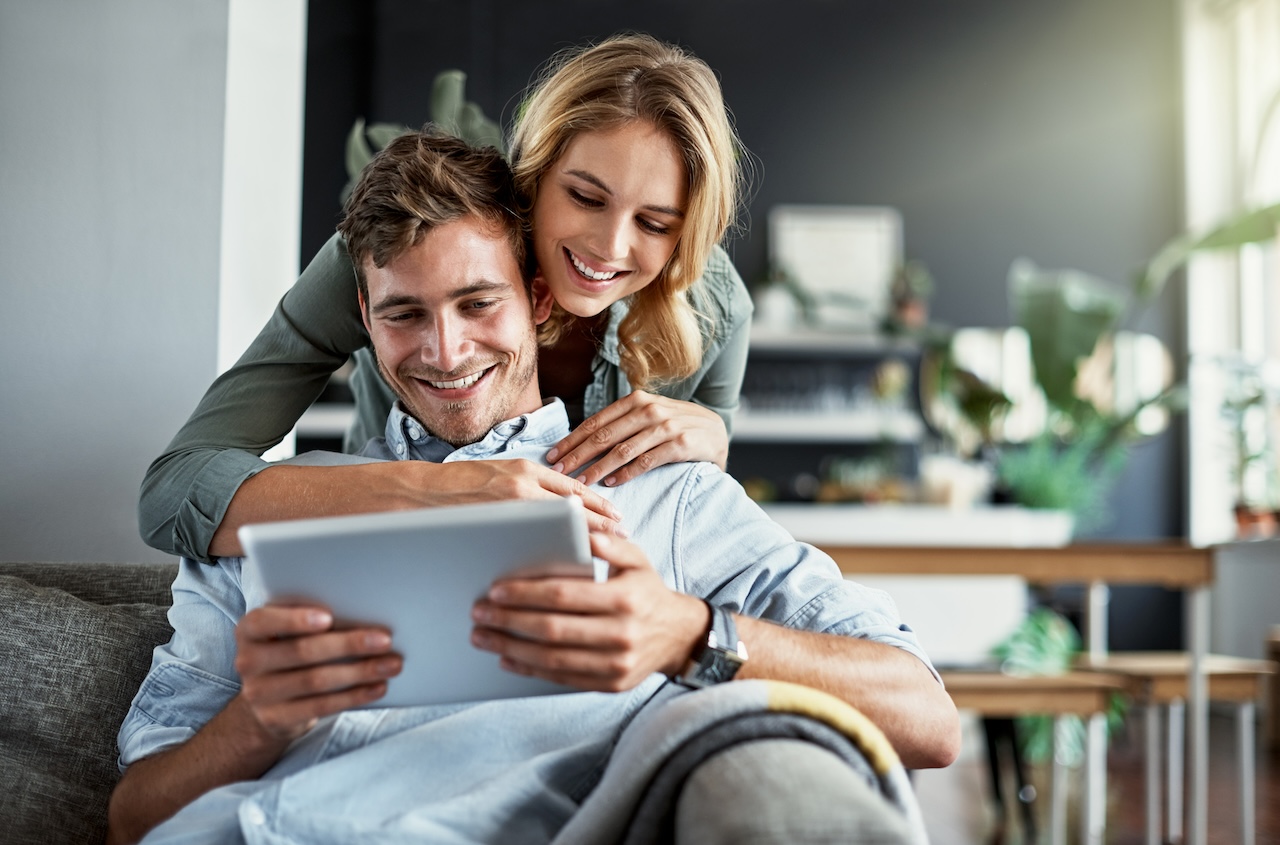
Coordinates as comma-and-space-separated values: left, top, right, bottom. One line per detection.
530, 274, 554, 324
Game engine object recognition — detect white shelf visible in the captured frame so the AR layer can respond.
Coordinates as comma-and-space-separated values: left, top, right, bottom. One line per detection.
748, 328, 916, 355
732, 409, 923, 443
297, 403, 356, 438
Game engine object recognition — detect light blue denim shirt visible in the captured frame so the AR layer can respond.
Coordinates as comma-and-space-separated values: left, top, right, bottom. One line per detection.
119, 399, 934, 845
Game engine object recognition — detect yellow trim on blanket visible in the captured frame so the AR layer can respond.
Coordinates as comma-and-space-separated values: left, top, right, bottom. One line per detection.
764, 680, 901, 776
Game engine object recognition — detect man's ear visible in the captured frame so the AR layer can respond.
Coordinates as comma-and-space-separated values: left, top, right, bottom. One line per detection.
530, 275, 554, 325
358, 290, 372, 333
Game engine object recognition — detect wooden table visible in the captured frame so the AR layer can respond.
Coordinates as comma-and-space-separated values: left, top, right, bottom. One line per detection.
822, 543, 1216, 845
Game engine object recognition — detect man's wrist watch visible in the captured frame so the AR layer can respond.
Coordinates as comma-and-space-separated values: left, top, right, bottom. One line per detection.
676, 603, 748, 688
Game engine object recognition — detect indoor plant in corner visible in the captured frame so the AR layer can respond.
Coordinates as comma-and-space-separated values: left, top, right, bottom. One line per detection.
995, 202, 1280, 535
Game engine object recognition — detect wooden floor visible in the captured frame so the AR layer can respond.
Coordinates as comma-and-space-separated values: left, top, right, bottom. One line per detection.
914, 711, 1279, 844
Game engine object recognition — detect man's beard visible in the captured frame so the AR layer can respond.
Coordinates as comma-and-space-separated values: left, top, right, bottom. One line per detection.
375, 345, 538, 448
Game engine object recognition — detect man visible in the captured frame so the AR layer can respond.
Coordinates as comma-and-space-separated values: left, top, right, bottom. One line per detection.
108, 131, 959, 845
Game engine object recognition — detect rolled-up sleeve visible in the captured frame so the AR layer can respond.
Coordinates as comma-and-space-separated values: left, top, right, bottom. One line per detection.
138, 234, 369, 562
118, 558, 247, 770
671, 465, 940, 681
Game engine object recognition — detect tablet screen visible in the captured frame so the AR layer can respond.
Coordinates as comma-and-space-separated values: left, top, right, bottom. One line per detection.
239, 497, 596, 707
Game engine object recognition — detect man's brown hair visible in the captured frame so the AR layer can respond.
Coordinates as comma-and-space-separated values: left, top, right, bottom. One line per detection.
338, 129, 532, 303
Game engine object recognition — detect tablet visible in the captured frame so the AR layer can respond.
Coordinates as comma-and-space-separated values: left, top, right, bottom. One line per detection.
238, 497, 598, 707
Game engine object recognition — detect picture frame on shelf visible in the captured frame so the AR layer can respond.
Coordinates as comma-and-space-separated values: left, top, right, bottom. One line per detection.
767, 204, 902, 332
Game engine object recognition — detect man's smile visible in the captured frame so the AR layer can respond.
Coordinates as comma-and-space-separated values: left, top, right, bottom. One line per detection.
421, 365, 495, 391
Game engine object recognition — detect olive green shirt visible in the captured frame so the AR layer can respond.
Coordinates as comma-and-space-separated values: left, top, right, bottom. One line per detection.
138, 234, 754, 562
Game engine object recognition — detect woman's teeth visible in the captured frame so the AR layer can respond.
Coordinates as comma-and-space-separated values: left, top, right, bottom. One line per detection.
570, 250, 619, 282
428, 369, 486, 390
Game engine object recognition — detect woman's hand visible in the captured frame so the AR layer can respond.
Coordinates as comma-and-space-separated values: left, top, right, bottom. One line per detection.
545, 392, 729, 487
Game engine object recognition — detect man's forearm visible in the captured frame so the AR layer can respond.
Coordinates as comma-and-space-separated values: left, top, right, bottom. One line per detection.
210, 462, 436, 556
107, 696, 291, 845
732, 616, 961, 770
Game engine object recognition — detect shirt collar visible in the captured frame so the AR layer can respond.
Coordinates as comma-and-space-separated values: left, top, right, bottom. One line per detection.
382, 398, 572, 463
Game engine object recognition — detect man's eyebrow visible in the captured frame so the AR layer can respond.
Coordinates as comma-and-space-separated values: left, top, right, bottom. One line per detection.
565, 169, 685, 219
369, 281, 513, 314
369, 294, 421, 314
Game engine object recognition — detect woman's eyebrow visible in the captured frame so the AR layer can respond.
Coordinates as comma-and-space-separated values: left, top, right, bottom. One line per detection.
565, 169, 685, 218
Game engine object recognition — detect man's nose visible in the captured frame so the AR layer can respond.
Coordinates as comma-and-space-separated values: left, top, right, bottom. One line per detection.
421, 314, 473, 372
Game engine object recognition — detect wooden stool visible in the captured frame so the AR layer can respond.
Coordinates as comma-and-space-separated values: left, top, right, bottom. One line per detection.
940, 670, 1126, 845
1078, 652, 1276, 845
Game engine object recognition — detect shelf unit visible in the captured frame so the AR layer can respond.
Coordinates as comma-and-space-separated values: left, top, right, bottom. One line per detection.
725, 328, 927, 500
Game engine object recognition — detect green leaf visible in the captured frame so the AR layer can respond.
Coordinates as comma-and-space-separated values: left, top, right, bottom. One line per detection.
431, 69, 466, 136
344, 118, 371, 183
1136, 202, 1280, 300
365, 122, 409, 150
1008, 259, 1124, 411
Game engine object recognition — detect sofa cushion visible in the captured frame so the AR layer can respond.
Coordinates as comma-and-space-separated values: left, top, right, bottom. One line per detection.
0, 572, 174, 845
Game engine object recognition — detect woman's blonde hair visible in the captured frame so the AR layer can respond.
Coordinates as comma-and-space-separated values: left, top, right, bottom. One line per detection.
509, 33, 745, 389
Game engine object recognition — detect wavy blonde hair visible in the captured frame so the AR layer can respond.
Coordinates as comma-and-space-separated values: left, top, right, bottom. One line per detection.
509, 34, 744, 389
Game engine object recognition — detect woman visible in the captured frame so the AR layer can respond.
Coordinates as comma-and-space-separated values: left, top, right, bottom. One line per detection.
140, 33, 754, 561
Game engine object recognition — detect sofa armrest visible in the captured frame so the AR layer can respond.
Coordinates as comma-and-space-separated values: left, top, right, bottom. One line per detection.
0, 563, 177, 845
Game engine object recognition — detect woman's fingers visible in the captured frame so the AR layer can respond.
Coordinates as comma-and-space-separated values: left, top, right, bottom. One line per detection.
547, 393, 728, 486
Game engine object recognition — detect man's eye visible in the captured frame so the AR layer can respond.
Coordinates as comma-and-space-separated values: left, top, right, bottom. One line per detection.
466, 299, 497, 312
568, 188, 604, 208
384, 312, 418, 323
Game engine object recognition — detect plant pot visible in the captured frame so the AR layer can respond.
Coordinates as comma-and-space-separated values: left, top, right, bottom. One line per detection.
1234, 503, 1278, 539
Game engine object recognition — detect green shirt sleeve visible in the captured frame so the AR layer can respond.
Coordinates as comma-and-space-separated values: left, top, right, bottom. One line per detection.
137, 234, 370, 561
684, 245, 754, 437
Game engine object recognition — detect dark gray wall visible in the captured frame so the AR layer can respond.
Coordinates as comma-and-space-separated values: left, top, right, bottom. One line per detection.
0, 1, 228, 563
301, 1, 1188, 653
302, 0, 1185, 541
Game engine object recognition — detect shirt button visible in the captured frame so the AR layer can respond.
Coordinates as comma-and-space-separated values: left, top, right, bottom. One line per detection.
394, 442, 406, 455
407, 425, 421, 440
244, 804, 266, 826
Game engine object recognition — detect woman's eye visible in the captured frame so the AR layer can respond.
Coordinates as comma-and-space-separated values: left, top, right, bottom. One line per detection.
568, 188, 604, 208
638, 217, 671, 236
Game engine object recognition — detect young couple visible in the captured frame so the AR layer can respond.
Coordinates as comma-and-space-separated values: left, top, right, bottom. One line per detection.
117, 33, 959, 845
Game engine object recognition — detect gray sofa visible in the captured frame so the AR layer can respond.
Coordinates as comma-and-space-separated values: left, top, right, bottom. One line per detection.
0, 561, 178, 845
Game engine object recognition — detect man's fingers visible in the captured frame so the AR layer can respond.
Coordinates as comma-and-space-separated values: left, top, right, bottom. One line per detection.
238, 605, 334, 642
471, 630, 640, 693
588, 532, 650, 571
247, 680, 392, 737
241, 654, 402, 705
235, 626, 394, 676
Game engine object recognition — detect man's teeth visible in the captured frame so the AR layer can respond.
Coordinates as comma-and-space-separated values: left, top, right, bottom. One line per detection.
570, 251, 619, 282
428, 370, 486, 390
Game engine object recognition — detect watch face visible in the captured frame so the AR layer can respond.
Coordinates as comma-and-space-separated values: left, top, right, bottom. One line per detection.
702, 649, 745, 685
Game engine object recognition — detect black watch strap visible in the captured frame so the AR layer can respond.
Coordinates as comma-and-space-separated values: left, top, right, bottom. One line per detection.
677, 603, 747, 688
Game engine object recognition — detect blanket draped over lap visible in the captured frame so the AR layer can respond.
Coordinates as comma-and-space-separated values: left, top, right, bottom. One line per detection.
552, 679, 928, 845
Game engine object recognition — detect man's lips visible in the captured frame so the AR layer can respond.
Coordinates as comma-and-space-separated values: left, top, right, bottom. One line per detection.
409, 364, 496, 395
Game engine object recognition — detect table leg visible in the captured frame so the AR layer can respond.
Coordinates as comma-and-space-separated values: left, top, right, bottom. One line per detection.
1052, 714, 1068, 845
1240, 700, 1255, 845
1083, 581, 1109, 845
1146, 704, 1161, 845
1187, 584, 1209, 845
1168, 698, 1184, 845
